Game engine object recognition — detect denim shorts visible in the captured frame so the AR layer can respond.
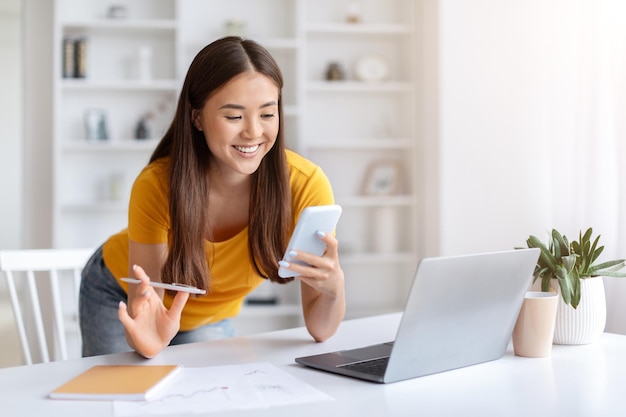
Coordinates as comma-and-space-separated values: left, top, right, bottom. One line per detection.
79, 246, 234, 357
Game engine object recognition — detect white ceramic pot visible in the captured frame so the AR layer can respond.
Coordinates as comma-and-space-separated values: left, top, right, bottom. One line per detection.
553, 276, 606, 345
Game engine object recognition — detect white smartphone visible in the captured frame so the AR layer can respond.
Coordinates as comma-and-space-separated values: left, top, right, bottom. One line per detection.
278, 204, 343, 278
120, 277, 207, 295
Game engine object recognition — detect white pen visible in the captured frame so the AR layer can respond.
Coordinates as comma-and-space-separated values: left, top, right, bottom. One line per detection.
120, 277, 206, 295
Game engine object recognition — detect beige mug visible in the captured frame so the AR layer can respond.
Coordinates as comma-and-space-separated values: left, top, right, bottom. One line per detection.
512, 291, 558, 358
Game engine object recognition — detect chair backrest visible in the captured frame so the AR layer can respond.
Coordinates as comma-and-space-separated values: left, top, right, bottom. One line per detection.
0, 248, 94, 365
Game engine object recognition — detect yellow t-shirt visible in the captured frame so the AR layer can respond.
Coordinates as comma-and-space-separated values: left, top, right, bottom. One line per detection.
102, 149, 334, 331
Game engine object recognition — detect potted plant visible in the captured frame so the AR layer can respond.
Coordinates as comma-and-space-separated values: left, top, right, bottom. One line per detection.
524, 228, 626, 344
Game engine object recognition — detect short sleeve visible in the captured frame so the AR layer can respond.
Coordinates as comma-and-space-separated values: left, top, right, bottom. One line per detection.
287, 150, 336, 226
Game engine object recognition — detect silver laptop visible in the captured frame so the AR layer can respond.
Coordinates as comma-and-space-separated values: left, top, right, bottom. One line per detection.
295, 248, 540, 383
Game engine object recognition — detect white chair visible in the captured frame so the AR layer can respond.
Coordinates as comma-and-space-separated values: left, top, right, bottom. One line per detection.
0, 248, 94, 365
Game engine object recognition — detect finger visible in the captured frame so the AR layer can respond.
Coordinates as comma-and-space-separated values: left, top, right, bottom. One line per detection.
117, 301, 133, 327
289, 250, 317, 268
317, 231, 339, 255
132, 264, 151, 283
131, 264, 153, 296
279, 259, 329, 282
168, 291, 190, 318
292, 248, 335, 270
278, 259, 306, 278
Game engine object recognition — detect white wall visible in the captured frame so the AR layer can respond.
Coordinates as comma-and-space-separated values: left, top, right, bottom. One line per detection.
434, 0, 554, 256
0, 0, 23, 250
22, 0, 53, 249
0, 0, 53, 251
434, 0, 625, 254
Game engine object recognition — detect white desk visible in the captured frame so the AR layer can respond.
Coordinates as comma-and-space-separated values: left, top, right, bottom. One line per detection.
1, 313, 625, 417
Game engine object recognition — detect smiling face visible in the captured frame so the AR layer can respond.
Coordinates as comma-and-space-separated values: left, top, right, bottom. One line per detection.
192, 71, 280, 181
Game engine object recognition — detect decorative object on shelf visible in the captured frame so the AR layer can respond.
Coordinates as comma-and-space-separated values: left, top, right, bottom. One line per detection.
354, 55, 389, 82
106, 5, 128, 19
62, 37, 76, 78
325, 62, 345, 81
346, 1, 363, 23
84, 108, 108, 141
135, 118, 149, 140
224, 19, 247, 37
134, 112, 154, 140
62, 37, 87, 78
372, 206, 398, 253
524, 228, 626, 345
137, 46, 152, 81
108, 173, 125, 201
361, 160, 401, 196
74, 37, 87, 78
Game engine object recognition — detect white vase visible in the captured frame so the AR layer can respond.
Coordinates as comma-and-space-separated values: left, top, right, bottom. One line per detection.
553, 276, 606, 345
372, 206, 397, 253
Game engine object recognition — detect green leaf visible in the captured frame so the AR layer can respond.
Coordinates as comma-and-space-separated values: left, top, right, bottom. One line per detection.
552, 229, 570, 257
589, 260, 626, 277
590, 242, 604, 266
528, 236, 557, 273
570, 271, 581, 309
557, 274, 572, 305
562, 254, 577, 274
588, 235, 604, 264
588, 259, 626, 274
582, 239, 591, 271
602, 270, 626, 278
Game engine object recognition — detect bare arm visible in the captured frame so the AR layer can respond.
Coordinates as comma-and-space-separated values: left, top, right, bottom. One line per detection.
281, 232, 346, 341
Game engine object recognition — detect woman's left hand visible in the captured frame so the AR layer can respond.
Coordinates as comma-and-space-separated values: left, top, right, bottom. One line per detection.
281, 231, 346, 341
118, 264, 189, 358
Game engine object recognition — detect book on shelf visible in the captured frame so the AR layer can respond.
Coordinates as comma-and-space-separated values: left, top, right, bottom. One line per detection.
49, 364, 181, 401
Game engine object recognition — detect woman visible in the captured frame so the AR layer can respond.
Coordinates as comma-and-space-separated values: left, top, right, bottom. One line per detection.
79, 37, 345, 359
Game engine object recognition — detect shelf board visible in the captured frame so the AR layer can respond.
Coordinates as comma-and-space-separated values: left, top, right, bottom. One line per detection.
254, 37, 300, 50
186, 37, 298, 54
62, 19, 177, 31
306, 138, 413, 150
61, 201, 127, 212
61, 78, 179, 91
337, 195, 416, 207
305, 23, 412, 35
306, 80, 413, 93
61, 140, 158, 152
239, 303, 300, 318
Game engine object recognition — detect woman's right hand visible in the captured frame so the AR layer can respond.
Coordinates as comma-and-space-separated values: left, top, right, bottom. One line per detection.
117, 264, 189, 358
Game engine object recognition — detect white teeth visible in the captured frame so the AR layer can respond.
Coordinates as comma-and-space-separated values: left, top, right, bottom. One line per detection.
234, 144, 259, 153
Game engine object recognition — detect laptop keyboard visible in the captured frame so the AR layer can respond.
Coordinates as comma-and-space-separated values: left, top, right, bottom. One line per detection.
339, 356, 390, 377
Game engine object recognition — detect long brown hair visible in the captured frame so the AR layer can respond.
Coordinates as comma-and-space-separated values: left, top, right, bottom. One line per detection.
150, 37, 292, 290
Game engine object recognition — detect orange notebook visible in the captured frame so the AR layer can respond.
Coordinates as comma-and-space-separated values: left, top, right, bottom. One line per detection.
49, 364, 181, 401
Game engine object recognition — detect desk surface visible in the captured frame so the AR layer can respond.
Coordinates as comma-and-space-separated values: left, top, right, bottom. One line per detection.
1, 313, 625, 417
